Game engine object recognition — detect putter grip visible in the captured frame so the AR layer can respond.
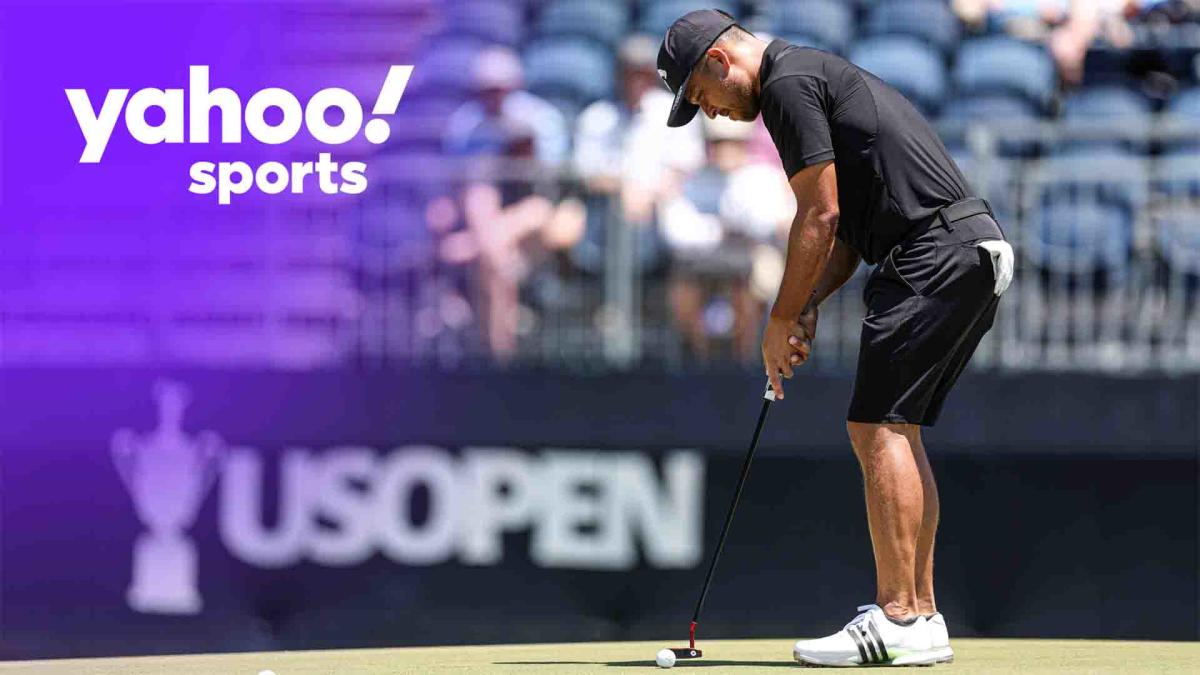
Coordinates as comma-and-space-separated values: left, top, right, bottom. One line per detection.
763, 379, 776, 402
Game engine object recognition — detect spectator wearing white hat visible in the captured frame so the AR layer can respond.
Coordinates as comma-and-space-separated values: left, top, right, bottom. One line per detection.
659, 115, 794, 363
570, 35, 705, 274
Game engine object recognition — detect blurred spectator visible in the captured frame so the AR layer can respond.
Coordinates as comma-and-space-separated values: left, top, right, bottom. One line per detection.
659, 116, 794, 364
953, 0, 1136, 85
433, 46, 582, 363
436, 117, 585, 363
571, 35, 705, 274
443, 46, 570, 165
1136, 0, 1200, 23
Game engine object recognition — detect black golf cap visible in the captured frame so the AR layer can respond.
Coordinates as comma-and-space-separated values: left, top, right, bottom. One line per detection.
657, 8, 739, 127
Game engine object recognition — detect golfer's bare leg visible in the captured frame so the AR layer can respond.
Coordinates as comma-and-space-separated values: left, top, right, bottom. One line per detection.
910, 429, 939, 616
846, 421, 923, 621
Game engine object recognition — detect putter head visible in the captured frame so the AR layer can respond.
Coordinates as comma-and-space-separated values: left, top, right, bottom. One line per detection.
669, 648, 702, 659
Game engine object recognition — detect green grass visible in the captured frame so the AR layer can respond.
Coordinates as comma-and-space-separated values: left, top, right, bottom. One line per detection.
0, 638, 1196, 674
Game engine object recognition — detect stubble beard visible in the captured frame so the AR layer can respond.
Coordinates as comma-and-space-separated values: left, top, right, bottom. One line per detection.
729, 79, 760, 122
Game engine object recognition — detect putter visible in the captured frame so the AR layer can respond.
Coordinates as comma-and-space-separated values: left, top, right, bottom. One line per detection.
664, 380, 775, 661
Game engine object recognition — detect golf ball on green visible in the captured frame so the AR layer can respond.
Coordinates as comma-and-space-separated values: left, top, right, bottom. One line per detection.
656, 649, 676, 668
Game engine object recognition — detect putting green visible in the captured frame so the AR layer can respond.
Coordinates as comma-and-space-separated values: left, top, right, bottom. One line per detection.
0, 638, 1195, 674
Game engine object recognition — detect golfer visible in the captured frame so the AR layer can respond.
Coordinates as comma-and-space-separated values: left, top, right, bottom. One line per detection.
658, 10, 1014, 667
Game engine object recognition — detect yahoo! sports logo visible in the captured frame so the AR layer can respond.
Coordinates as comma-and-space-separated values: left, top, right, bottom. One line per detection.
66, 65, 412, 204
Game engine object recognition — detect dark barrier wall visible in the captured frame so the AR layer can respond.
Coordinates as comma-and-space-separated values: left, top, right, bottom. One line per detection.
0, 370, 1195, 659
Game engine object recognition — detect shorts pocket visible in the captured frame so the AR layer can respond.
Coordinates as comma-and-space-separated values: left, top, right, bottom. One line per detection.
887, 240, 938, 296
978, 239, 1014, 296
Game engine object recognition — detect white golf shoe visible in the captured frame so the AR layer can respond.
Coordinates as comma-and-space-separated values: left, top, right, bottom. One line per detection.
927, 612, 954, 663
792, 604, 939, 667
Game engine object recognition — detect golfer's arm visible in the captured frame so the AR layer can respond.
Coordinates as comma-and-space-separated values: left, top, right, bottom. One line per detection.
805, 238, 860, 311
770, 160, 840, 323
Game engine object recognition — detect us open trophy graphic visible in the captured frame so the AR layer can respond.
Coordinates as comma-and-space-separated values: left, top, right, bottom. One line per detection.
111, 380, 224, 614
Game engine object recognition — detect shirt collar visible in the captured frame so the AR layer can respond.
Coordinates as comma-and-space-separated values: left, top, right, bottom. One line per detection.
759, 39, 788, 89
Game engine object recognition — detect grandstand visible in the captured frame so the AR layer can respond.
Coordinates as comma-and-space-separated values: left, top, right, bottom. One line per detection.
5, 0, 1200, 373
2, 2, 1198, 665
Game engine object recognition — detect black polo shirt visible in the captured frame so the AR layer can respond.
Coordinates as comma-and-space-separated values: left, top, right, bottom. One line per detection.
758, 40, 970, 265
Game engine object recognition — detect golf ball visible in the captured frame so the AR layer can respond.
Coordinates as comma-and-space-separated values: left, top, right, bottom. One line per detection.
656, 648, 676, 668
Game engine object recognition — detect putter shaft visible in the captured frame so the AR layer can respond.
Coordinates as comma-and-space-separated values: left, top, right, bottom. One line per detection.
688, 388, 773, 647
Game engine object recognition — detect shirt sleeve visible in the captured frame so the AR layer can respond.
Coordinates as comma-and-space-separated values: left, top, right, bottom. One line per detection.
760, 76, 835, 178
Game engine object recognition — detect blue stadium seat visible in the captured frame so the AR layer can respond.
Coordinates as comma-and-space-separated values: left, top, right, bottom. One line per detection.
940, 93, 1036, 118
1063, 86, 1152, 119
638, 0, 737, 37
761, 0, 855, 55
1155, 148, 1200, 196
1165, 88, 1200, 151
1041, 148, 1146, 210
1153, 149, 1200, 277
444, 1, 526, 47
410, 38, 486, 97
865, 0, 961, 55
524, 38, 615, 111
942, 95, 1037, 122
1030, 149, 1145, 280
1031, 201, 1132, 278
850, 37, 946, 114
537, 0, 629, 47
954, 37, 1056, 112
1169, 87, 1200, 118
941, 95, 1040, 156
1061, 86, 1152, 152
775, 33, 833, 52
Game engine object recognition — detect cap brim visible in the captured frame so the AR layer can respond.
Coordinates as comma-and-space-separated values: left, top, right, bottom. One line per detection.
666, 70, 699, 128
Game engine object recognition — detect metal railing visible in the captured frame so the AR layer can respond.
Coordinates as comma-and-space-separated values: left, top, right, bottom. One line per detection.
354, 121, 1200, 374
2, 120, 1198, 373
949, 119, 1200, 373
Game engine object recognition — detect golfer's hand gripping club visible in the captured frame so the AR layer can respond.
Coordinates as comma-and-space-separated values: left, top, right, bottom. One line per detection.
764, 312, 814, 399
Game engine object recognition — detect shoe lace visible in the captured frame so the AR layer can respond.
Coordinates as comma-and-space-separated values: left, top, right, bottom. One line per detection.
842, 604, 877, 631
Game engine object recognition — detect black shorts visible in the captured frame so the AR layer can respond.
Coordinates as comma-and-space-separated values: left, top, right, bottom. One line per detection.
847, 199, 1005, 427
